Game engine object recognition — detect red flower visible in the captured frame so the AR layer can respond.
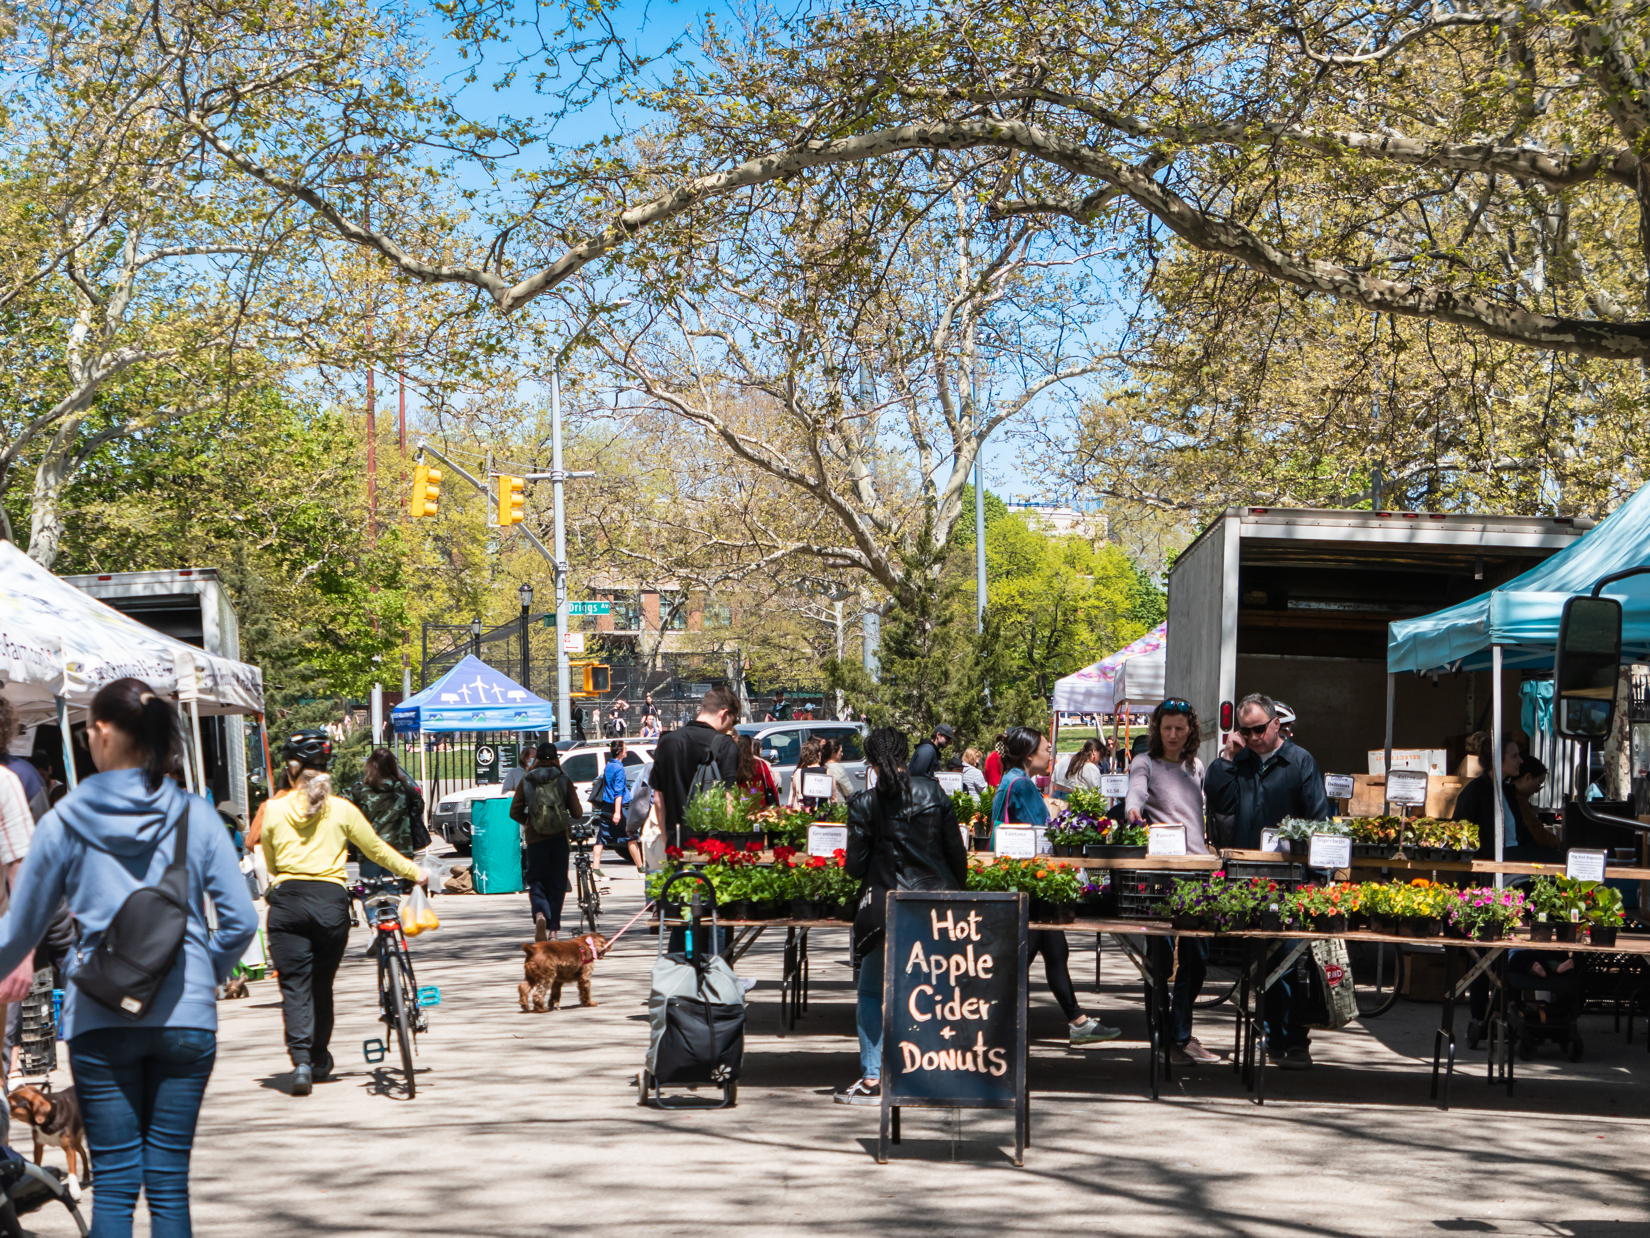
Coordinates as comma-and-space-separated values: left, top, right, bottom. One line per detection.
745, 840, 763, 853
664, 846, 683, 861
833, 848, 847, 862
774, 845, 798, 862
807, 856, 827, 869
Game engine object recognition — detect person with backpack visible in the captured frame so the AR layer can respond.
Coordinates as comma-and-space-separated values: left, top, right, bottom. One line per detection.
649, 685, 740, 849
0, 678, 257, 1236
346, 748, 428, 880
262, 731, 425, 1097
510, 742, 584, 939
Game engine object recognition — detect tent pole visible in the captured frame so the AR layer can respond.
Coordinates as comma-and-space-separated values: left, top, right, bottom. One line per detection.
1383, 673, 1395, 815
257, 713, 274, 793
55, 696, 77, 791
188, 699, 208, 797
419, 731, 430, 811
1491, 644, 1506, 888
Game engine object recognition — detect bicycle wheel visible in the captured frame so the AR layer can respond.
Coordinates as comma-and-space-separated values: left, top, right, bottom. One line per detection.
1195, 940, 1246, 1009
382, 950, 418, 1097
577, 857, 600, 933
1349, 940, 1404, 1019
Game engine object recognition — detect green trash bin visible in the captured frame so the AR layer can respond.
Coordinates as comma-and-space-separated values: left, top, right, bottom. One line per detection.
469, 796, 523, 894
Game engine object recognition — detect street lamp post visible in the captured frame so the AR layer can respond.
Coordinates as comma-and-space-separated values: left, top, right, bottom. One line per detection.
518, 582, 534, 691
470, 617, 482, 658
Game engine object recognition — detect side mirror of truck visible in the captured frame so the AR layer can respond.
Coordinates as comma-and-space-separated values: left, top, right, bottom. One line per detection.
1555, 595, 1622, 741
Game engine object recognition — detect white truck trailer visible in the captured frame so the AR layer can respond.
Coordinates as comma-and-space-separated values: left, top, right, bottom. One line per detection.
63, 567, 251, 807
1165, 507, 1593, 776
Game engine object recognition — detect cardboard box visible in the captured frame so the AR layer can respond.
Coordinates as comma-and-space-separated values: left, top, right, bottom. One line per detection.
1426, 776, 1465, 820
1400, 949, 1450, 1003
1368, 748, 1450, 777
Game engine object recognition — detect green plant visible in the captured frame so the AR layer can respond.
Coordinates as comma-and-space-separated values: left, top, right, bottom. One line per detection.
1105, 822, 1148, 847
683, 786, 754, 836
1066, 786, 1109, 817
965, 857, 1084, 903
1449, 886, 1525, 937
1274, 816, 1343, 842
1587, 883, 1626, 926
813, 800, 849, 824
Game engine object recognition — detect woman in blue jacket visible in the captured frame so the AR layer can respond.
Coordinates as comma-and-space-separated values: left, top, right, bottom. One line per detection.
0, 678, 257, 1238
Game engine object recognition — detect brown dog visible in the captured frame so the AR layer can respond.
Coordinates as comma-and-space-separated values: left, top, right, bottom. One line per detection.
518, 933, 608, 1012
8, 1084, 87, 1184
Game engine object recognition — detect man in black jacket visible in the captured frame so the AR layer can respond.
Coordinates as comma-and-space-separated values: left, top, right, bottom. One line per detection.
907, 724, 954, 778
650, 684, 741, 848
1205, 693, 1332, 1071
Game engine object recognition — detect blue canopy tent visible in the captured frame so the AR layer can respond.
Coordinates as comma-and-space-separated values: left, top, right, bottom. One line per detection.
392, 655, 556, 734
1386, 483, 1650, 868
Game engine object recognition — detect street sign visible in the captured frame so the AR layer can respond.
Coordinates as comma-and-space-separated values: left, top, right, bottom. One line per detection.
475, 744, 499, 785
568, 601, 612, 616
562, 632, 586, 654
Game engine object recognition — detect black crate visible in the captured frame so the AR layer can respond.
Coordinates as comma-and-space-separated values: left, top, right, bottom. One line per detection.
1109, 869, 1190, 919
1222, 860, 1309, 890
15, 967, 56, 1077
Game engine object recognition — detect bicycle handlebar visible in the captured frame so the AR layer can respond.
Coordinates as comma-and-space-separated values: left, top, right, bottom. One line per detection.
350, 876, 414, 898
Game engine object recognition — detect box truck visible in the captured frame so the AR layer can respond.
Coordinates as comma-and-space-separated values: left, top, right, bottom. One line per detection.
1165, 507, 1592, 777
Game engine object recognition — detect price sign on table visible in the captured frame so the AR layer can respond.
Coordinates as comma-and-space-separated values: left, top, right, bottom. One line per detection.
1324, 774, 1355, 800
1309, 834, 1353, 869
808, 825, 849, 857
1147, 824, 1187, 856
994, 827, 1039, 859
1260, 829, 1284, 854
1386, 769, 1429, 807
935, 771, 964, 794
801, 772, 836, 800
1566, 849, 1608, 882
1100, 774, 1129, 799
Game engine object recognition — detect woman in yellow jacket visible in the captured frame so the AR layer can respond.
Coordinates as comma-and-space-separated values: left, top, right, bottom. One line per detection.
261, 731, 425, 1096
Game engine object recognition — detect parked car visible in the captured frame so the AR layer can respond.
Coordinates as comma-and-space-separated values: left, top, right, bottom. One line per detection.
733, 720, 868, 802
429, 741, 657, 854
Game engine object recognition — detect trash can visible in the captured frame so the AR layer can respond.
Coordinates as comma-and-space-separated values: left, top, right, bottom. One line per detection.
469, 797, 523, 894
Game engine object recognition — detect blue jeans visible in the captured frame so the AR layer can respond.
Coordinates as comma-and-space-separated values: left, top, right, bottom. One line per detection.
69, 1026, 217, 1238
856, 943, 886, 1081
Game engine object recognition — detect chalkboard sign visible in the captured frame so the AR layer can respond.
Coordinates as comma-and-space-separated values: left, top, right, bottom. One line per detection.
879, 891, 1028, 1165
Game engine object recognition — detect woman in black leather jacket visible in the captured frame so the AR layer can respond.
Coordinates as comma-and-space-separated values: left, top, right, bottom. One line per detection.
834, 728, 967, 1106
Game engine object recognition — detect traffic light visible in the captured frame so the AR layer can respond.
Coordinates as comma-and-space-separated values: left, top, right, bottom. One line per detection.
495, 474, 526, 527
582, 664, 610, 694
409, 463, 442, 518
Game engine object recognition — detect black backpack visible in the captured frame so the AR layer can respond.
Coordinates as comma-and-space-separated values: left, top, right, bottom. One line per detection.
524, 769, 573, 842
72, 803, 191, 1019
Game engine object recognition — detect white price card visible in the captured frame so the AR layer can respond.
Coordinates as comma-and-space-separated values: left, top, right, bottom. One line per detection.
807, 825, 848, 857
994, 827, 1038, 858
1260, 829, 1284, 854
1147, 824, 1188, 856
1324, 774, 1356, 800
1308, 834, 1353, 869
1386, 769, 1429, 807
935, 771, 964, 793
1100, 774, 1130, 799
800, 772, 835, 800
1566, 848, 1608, 882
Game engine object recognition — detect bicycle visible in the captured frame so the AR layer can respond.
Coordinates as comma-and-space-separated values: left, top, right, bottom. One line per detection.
350, 876, 426, 1097
569, 816, 601, 933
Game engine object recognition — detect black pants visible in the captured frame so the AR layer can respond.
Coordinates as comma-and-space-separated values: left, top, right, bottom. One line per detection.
1029, 930, 1082, 1023
525, 834, 571, 933
1150, 936, 1208, 1046
1263, 945, 1312, 1052
266, 880, 352, 1069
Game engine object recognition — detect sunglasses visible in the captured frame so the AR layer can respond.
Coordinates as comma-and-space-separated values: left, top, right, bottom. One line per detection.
1237, 720, 1275, 737
1160, 699, 1193, 714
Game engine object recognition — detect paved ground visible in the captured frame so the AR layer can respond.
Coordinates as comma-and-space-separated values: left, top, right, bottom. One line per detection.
17, 862, 1650, 1236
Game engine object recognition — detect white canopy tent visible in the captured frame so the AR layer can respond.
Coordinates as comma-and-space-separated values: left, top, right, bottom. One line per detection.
1051, 624, 1167, 715
0, 542, 264, 789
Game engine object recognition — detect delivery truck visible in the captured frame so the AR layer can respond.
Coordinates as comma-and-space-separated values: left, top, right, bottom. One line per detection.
1166, 507, 1593, 779
63, 567, 250, 808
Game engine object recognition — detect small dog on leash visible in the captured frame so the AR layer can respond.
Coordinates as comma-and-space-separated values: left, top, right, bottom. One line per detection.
519, 932, 608, 1012
220, 975, 249, 1000
8, 1084, 87, 1186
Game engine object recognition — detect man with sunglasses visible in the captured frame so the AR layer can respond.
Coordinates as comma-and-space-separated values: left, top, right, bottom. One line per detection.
1206, 692, 1331, 1070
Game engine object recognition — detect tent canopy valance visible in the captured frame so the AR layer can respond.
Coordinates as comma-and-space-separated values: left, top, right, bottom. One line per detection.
1051, 624, 1166, 714
392, 655, 555, 734
1388, 484, 1650, 675
0, 542, 263, 722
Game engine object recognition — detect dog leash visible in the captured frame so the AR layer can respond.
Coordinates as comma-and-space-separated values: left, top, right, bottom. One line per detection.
602, 899, 655, 952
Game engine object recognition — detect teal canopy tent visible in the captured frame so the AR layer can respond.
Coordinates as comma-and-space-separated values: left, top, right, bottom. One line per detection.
1384, 483, 1650, 870
1388, 483, 1650, 675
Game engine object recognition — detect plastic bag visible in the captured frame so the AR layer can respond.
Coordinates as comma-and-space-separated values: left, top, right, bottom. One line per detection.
400, 885, 439, 936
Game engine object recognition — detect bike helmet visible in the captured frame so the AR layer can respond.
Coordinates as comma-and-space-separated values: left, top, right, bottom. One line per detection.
280, 730, 334, 771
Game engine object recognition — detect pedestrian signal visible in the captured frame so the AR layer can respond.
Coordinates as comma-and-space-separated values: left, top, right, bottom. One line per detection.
495, 475, 527, 527
410, 463, 442, 518
582, 664, 610, 694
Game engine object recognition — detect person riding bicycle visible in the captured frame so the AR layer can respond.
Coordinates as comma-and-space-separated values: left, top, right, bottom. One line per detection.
261, 730, 426, 1097
509, 742, 584, 941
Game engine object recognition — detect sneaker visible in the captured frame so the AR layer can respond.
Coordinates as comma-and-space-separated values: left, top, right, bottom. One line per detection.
1276, 1046, 1313, 1071
312, 1058, 336, 1083
834, 1078, 881, 1106
1171, 1037, 1220, 1066
291, 1064, 313, 1096
1069, 1017, 1123, 1046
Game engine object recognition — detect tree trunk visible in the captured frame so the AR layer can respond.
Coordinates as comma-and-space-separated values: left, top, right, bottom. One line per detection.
26, 454, 70, 569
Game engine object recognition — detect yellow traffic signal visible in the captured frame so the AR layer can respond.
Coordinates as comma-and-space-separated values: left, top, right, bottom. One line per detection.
582, 664, 610, 694
495, 474, 526, 527
409, 463, 442, 518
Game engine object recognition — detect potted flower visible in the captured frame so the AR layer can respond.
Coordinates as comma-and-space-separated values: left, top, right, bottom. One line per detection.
683, 786, 761, 846
1398, 879, 1449, 937
1044, 810, 1104, 857
1275, 816, 1339, 858
1449, 886, 1525, 941
1524, 876, 1564, 941
1294, 884, 1351, 934
1166, 876, 1217, 931
1586, 883, 1625, 946
1102, 821, 1149, 852
1362, 883, 1399, 936
1348, 815, 1403, 859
